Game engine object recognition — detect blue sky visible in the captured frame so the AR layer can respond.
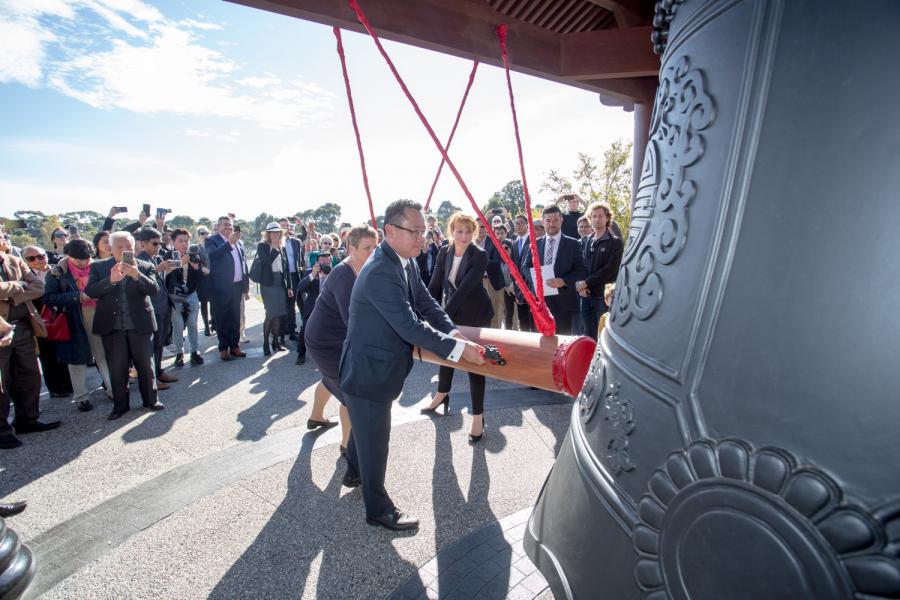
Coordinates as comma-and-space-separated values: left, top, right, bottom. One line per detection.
0, 0, 633, 223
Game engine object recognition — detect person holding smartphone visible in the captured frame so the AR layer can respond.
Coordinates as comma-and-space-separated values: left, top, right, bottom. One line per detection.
204, 216, 249, 361
136, 227, 178, 389
86, 231, 165, 420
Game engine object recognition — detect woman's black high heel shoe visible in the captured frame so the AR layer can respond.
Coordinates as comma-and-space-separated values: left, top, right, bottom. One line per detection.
469, 415, 485, 443
420, 396, 450, 416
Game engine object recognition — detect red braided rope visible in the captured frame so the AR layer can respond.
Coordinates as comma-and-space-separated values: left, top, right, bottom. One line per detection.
346, 0, 556, 336
333, 26, 378, 229
424, 60, 479, 212
496, 24, 545, 310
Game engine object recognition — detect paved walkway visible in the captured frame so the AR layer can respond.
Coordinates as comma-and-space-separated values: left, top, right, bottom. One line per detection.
1, 298, 568, 599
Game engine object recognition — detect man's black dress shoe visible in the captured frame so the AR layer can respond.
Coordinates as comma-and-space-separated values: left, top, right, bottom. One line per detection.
144, 402, 165, 411
174, 353, 184, 367
366, 510, 419, 531
295, 354, 306, 365
0, 434, 23, 449
50, 391, 72, 398
14, 420, 62, 434
289, 332, 297, 341
342, 471, 361, 488
190, 352, 204, 365
0, 501, 27, 517
107, 409, 129, 420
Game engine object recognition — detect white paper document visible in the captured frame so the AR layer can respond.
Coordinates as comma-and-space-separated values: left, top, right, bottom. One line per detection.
530, 265, 559, 296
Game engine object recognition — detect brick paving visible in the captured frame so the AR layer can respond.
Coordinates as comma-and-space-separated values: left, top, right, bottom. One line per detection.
22, 388, 566, 598
387, 508, 550, 600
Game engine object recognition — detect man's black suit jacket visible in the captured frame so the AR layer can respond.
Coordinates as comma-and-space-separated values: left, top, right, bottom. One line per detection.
482, 236, 506, 291
340, 241, 457, 402
85, 257, 159, 336
205, 233, 248, 293
520, 234, 587, 314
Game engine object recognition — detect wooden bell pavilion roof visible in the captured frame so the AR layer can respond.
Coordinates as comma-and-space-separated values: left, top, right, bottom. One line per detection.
226, 0, 660, 110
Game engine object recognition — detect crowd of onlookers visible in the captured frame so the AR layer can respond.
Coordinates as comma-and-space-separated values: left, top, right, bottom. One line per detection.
0, 194, 622, 451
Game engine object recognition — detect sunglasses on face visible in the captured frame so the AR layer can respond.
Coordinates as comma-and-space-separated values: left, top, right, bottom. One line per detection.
24, 254, 47, 261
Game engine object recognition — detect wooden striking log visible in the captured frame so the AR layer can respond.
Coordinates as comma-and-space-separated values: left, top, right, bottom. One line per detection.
415, 326, 596, 398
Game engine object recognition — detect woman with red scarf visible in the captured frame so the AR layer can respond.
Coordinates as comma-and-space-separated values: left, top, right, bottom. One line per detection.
44, 238, 112, 412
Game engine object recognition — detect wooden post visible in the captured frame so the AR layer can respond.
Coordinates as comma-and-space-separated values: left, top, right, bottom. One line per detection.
631, 100, 652, 206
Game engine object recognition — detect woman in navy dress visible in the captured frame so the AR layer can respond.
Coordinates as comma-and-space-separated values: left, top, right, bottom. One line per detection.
304, 225, 378, 453
420, 212, 494, 442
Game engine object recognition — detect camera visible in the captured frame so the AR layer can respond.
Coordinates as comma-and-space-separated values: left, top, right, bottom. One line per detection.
188, 244, 201, 264
320, 263, 332, 275
68, 224, 79, 236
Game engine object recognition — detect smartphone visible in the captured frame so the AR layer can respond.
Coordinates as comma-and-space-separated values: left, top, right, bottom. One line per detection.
234, 226, 241, 233
68, 224, 79, 236
2, 218, 27, 229
228, 212, 236, 219
112, 206, 127, 214
157, 208, 171, 218
122, 250, 135, 265
169, 250, 181, 267
142, 203, 151, 217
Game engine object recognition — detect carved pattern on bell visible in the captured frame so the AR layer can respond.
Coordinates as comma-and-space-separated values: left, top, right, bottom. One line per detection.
579, 360, 635, 476
632, 439, 900, 599
612, 56, 715, 325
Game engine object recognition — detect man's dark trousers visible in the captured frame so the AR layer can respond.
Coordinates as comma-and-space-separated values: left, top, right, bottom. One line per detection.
103, 329, 156, 413
0, 322, 41, 435
343, 392, 393, 518
152, 309, 170, 376
212, 282, 243, 351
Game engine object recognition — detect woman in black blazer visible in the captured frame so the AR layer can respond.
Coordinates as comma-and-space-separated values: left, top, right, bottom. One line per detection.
421, 213, 494, 442
256, 223, 293, 355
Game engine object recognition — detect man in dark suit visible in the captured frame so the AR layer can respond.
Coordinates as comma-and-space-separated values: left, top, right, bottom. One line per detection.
521, 205, 587, 335
509, 214, 533, 331
136, 227, 178, 389
205, 216, 248, 361
415, 231, 439, 285
278, 217, 304, 342
339, 200, 486, 532
576, 201, 624, 339
483, 216, 509, 329
86, 231, 165, 420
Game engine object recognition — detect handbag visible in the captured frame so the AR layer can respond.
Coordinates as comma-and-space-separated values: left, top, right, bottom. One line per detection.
248, 255, 263, 284
40, 305, 70, 342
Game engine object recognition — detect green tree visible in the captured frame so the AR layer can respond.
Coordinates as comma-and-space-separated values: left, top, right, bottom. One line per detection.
482, 180, 525, 216
540, 139, 633, 238
434, 200, 462, 226
313, 202, 342, 233
169, 215, 197, 231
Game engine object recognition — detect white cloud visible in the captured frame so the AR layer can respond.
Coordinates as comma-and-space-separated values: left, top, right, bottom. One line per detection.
0, 0, 333, 129
0, 16, 55, 86
185, 128, 239, 143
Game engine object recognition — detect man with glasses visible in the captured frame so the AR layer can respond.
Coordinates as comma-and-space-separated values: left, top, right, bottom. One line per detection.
1, 242, 60, 449
339, 199, 486, 532
137, 228, 178, 389
194, 226, 214, 336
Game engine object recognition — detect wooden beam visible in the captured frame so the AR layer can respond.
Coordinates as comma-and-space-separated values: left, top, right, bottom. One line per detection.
226, 0, 560, 77
588, 76, 658, 105
583, 0, 645, 27
560, 26, 658, 79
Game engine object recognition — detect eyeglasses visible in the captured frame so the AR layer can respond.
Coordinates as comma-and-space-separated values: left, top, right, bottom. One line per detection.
148, 241, 161, 246
24, 254, 47, 261
388, 223, 427, 238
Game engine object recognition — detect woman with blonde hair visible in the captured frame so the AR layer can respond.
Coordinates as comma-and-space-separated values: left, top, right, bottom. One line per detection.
256, 223, 293, 356
421, 212, 494, 442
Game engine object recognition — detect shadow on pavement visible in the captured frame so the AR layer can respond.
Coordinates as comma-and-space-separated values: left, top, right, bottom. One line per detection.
209, 404, 544, 600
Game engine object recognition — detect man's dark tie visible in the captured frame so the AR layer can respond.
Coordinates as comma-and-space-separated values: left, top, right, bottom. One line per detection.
405, 262, 421, 320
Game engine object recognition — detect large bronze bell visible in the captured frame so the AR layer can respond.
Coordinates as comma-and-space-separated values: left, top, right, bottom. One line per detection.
525, 1, 900, 598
